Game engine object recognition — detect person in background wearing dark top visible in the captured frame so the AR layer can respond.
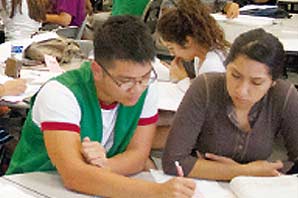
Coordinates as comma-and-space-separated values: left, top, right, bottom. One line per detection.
162, 28, 298, 180
112, 0, 150, 16
27, 0, 91, 27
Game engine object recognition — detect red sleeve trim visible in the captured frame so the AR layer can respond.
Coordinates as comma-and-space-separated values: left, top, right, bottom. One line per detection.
41, 122, 80, 133
138, 113, 159, 126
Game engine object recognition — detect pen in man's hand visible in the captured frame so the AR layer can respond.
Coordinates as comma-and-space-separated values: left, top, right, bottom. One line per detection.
175, 161, 184, 177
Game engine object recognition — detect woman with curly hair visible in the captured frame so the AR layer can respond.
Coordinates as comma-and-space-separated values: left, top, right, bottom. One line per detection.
157, 0, 230, 81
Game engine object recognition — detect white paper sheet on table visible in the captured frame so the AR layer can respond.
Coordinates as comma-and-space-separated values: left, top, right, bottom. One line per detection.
0, 184, 36, 198
153, 57, 171, 82
0, 70, 59, 103
157, 78, 190, 111
153, 57, 191, 111
211, 13, 275, 26
0, 32, 58, 63
150, 169, 233, 198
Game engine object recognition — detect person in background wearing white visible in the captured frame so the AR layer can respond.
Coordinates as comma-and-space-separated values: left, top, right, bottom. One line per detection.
0, 0, 40, 40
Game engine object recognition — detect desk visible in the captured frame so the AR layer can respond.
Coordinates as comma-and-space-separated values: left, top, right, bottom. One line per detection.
0, 171, 233, 198
216, 14, 298, 52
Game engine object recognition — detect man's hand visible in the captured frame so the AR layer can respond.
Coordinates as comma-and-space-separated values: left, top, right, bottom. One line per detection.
224, 2, 239, 19
0, 79, 26, 96
81, 137, 108, 168
158, 177, 196, 198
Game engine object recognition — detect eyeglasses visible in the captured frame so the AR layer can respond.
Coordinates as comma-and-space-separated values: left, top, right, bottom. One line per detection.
97, 61, 158, 91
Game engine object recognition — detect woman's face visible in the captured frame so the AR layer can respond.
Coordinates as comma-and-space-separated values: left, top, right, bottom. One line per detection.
162, 39, 198, 61
226, 55, 274, 110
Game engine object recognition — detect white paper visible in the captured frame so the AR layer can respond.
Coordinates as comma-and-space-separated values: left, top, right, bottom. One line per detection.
0, 70, 58, 103
150, 169, 232, 198
212, 13, 275, 26
153, 57, 171, 82
157, 78, 190, 111
230, 175, 298, 198
0, 184, 36, 198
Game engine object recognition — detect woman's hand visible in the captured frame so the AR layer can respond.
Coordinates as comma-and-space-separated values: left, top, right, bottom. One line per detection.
224, 2, 239, 19
244, 160, 284, 176
81, 137, 109, 168
157, 177, 196, 198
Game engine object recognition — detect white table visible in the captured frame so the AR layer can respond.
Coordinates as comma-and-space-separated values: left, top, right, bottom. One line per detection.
216, 13, 298, 53
0, 171, 234, 198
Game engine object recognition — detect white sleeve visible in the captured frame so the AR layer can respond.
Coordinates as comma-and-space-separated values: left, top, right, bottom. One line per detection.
32, 80, 81, 128
140, 82, 158, 119
197, 51, 226, 75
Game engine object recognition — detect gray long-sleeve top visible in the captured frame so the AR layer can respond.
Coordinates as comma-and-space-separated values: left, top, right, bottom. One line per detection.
162, 73, 298, 176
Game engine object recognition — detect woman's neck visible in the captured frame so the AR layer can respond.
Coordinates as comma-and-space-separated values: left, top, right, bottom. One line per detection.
195, 44, 209, 63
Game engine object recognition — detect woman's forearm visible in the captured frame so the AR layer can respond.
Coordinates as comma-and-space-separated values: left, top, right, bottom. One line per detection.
188, 159, 246, 181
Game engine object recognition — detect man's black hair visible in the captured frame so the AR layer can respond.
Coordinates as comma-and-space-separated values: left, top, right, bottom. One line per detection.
94, 15, 156, 68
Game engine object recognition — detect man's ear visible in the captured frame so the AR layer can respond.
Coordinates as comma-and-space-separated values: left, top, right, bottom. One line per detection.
91, 61, 103, 80
271, 81, 276, 87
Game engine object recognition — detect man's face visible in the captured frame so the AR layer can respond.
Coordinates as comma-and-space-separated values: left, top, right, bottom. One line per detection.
96, 60, 153, 106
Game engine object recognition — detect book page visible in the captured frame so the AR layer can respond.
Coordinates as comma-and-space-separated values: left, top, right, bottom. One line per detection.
230, 175, 298, 198
150, 169, 234, 198
156, 79, 190, 111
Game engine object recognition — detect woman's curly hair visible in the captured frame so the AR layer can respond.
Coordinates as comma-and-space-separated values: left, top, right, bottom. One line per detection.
157, 0, 230, 53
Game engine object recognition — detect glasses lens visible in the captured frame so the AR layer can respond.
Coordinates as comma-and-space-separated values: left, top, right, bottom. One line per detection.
120, 81, 136, 91
119, 68, 157, 91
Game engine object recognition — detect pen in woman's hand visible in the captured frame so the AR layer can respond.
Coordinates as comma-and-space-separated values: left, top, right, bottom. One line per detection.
175, 161, 184, 177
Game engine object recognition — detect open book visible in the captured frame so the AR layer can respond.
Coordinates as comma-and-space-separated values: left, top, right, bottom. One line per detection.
150, 170, 298, 198
230, 174, 298, 198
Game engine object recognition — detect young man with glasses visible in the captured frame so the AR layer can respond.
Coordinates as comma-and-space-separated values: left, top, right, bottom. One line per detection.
6, 15, 196, 197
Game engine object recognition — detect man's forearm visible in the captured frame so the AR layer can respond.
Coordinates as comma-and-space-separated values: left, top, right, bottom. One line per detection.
107, 150, 150, 175
59, 162, 161, 198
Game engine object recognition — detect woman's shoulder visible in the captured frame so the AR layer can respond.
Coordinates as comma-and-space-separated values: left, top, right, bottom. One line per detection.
193, 72, 225, 86
269, 79, 297, 108
271, 79, 296, 96
191, 72, 226, 95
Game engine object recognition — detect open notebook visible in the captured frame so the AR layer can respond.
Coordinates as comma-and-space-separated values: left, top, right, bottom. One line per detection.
150, 170, 298, 198
230, 174, 298, 198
